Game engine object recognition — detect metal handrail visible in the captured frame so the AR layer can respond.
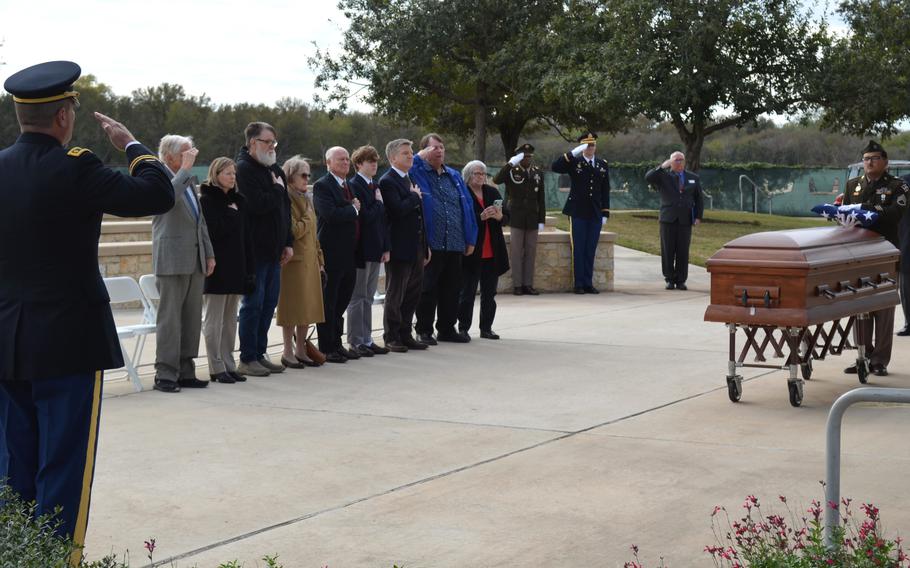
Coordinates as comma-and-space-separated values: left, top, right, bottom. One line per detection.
824, 387, 910, 547
738, 174, 760, 213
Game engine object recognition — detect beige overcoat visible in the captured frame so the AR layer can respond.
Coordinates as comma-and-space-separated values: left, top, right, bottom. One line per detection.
277, 189, 325, 326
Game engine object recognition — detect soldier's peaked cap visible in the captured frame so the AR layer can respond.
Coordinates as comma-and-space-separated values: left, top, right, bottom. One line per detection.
514, 143, 535, 155
4, 61, 81, 104
578, 132, 598, 144
862, 140, 887, 158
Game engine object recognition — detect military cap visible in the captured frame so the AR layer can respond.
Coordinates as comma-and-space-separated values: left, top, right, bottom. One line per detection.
514, 143, 535, 155
577, 132, 598, 144
862, 140, 887, 159
3, 61, 81, 104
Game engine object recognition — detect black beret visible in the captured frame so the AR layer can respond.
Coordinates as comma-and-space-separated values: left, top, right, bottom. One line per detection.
4, 60, 81, 104
862, 140, 887, 158
514, 143, 535, 155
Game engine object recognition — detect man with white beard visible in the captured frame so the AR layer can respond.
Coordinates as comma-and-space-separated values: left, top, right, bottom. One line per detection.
235, 122, 294, 376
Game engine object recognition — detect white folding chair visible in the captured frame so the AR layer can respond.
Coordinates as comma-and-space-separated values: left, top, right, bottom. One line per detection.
104, 276, 157, 392
138, 274, 159, 323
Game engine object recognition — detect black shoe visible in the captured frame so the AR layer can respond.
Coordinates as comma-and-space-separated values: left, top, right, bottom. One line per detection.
584, 286, 600, 294
368, 343, 390, 355
402, 336, 428, 350
153, 378, 181, 393
513, 286, 525, 296
665, 281, 676, 290
340, 346, 361, 360
871, 364, 888, 376
457, 330, 472, 342
573, 287, 585, 294
280, 356, 306, 368
325, 351, 347, 364
844, 364, 858, 374
438, 330, 470, 343
897, 327, 910, 336
210, 372, 236, 384
228, 370, 247, 382
353, 344, 375, 358
480, 329, 500, 340
418, 333, 437, 346
523, 286, 540, 296
385, 340, 409, 353
295, 355, 321, 367
178, 377, 209, 388
676, 282, 688, 291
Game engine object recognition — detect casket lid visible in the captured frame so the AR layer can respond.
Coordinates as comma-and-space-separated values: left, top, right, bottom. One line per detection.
706, 226, 897, 270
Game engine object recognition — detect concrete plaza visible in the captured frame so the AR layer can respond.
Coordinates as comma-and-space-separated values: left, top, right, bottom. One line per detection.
86, 246, 910, 567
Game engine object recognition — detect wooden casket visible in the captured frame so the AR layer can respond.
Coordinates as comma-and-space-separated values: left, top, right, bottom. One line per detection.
704, 226, 899, 327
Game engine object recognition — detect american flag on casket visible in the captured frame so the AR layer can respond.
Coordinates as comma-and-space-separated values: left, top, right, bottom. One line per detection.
811, 203, 879, 228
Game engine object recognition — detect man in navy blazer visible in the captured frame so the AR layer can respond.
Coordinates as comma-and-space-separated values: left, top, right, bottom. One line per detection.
644, 151, 704, 291
313, 146, 362, 363
379, 139, 430, 352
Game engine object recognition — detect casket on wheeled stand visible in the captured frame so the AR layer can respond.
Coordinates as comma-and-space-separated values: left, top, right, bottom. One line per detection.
704, 226, 899, 406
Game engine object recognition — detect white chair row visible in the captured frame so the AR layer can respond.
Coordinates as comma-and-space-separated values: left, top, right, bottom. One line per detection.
103, 275, 159, 392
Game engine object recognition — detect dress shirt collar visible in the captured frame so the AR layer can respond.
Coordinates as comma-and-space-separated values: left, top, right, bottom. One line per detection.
357, 172, 373, 185
331, 173, 346, 187
392, 166, 409, 178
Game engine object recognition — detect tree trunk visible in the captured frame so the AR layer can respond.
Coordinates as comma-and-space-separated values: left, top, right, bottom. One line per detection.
685, 132, 706, 172
499, 128, 520, 163
473, 83, 488, 161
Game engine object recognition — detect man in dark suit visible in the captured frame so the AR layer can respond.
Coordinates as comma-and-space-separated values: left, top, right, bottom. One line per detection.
645, 151, 704, 291
551, 132, 610, 294
346, 145, 391, 357
0, 61, 173, 561
379, 139, 430, 352
313, 146, 362, 363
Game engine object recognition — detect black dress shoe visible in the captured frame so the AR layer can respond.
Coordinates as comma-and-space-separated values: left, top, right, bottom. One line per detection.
210, 372, 236, 384
573, 287, 585, 294
438, 330, 470, 343
385, 341, 409, 353
178, 377, 209, 388
513, 286, 525, 296
523, 286, 540, 295
665, 282, 676, 290
871, 364, 888, 376
457, 330, 472, 342
368, 343, 390, 355
417, 333, 437, 346
339, 346, 361, 360
897, 327, 910, 336
844, 364, 858, 374
228, 370, 247, 382
480, 329, 500, 340
401, 336, 428, 350
353, 344, 375, 357
676, 283, 688, 291
325, 351, 347, 364
153, 378, 181, 393
584, 286, 600, 294
281, 356, 306, 368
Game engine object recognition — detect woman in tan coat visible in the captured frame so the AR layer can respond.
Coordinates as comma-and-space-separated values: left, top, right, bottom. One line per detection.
278, 156, 326, 367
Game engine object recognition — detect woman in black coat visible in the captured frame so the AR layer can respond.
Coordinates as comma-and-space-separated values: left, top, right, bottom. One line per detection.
457, 160, 511, 340
199, 157, 254, 384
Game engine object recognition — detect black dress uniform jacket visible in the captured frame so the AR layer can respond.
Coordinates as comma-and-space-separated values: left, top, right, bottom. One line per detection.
313, 173, 359, 272
0, 133, 174, 382
492, 164, 545, 229
464, 184, 511, 276
348, 174, 391, 266
199, 183, 255, 294
843, 172, 909, 248
379, 169, 427, 263
644, 167, 705, 224
235, 146, 292, 264
552, 153, 611, 219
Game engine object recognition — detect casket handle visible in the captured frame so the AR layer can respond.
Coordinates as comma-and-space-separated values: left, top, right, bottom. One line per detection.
879, 272, 896, 285
734, 286, 780, 307
816, 284, 837, 299
860, 276, 879, 289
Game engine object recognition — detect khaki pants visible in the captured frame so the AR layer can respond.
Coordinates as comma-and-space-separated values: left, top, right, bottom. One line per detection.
203, 294, 241, 375
509, 227, 538, 288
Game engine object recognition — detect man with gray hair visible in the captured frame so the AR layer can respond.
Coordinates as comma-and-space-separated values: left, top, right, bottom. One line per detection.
152, 134, 215, 392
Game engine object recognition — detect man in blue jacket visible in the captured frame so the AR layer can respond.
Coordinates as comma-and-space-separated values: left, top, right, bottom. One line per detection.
410, 133, 478, 343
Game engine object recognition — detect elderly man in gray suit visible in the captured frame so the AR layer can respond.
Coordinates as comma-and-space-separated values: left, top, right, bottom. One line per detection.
153, 134, 216, 393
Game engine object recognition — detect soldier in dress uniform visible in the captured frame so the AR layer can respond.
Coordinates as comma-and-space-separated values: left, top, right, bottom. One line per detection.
551, 132, 611, 294
494, 143, 546, 295
0, 61, 173, 563
842, 140, 909, 377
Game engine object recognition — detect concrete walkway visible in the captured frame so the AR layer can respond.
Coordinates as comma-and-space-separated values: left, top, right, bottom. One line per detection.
86, 247, 910, 567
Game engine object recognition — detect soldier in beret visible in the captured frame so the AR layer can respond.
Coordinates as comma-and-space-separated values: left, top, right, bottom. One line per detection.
552, 132, 611, 294
0, 61, 173, 563
842, 140, 909, 377
493, 143, 546, 295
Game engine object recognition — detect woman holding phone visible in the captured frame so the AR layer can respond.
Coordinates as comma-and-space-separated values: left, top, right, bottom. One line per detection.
457, 160, 510, 340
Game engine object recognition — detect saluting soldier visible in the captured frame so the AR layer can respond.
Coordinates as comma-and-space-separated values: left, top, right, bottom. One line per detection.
842, 140, 909, 377
0, 61, 173, 564
494, 143, 546, 295
552, 132, 611, 294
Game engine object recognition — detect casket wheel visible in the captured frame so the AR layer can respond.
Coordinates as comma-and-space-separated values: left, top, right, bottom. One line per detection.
857, 359, 869, 384
788, 381, 803, 407
801, 358, 813, 381
726, 376, 742, 403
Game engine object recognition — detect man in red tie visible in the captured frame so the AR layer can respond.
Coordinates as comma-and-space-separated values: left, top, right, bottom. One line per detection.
313, 146, 362, 363
645, 151, 704, 291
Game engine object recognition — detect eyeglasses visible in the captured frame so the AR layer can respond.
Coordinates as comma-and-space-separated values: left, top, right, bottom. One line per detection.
256, 138, 278, 148
862, 156, 883, 163
299, 173, 310, 178
472, 171, 487, 176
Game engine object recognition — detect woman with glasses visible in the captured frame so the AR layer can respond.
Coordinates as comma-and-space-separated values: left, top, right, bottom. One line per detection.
457, 160, 510, 340
277, 155, 326, 367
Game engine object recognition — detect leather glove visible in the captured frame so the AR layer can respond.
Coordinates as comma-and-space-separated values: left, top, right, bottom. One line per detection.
571, 144, 588, 157
508, 152, 524, 167
243, 274, 256, 295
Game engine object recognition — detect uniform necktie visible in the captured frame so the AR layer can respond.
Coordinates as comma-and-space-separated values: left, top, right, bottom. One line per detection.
184, 186, 199, 221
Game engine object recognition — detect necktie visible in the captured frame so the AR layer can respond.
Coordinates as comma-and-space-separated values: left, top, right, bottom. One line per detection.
678, 172, 685, 193
342, 181, 361, 243
184, 187, 199, 221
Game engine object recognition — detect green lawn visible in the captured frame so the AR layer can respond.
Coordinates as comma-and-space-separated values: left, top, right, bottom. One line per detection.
551, 209, 828, 267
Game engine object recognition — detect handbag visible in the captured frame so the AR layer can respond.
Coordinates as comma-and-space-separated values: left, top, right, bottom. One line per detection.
305, 326, 326, 365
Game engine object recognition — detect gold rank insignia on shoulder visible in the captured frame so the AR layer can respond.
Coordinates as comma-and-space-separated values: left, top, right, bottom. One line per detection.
66, 147, 91, 157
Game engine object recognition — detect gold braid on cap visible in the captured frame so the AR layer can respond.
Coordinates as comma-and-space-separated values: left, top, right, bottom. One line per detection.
13, 90, 80, 104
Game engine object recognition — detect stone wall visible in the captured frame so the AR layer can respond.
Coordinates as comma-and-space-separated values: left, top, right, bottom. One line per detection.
498, 229, 615, 293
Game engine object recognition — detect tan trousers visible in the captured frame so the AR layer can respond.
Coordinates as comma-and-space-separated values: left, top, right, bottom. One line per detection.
509, 227, 539, 288
203, 294, 241, 374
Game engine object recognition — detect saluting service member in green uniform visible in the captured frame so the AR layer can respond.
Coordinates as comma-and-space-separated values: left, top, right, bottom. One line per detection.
493, 143, 546, 295
0, 61, 173, 565
842, 140, 910, 377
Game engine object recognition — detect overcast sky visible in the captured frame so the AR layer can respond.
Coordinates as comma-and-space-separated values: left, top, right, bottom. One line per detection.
0, 0, 353, 107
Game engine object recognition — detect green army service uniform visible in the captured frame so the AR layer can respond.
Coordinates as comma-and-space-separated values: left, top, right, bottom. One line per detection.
493, 150, 546, 292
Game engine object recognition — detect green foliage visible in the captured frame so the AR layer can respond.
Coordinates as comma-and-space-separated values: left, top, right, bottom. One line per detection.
0, 483, 76, 568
